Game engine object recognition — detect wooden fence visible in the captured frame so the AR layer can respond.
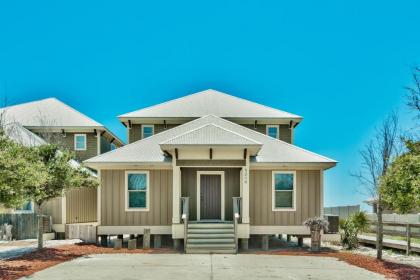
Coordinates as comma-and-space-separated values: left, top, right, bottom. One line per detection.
0, 213, 51, 240
361, 221, 420, 255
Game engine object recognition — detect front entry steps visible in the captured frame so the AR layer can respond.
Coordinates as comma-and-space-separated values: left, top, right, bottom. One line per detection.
186, 223, 236, 254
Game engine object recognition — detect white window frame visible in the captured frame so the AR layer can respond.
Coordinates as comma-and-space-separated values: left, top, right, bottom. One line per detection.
125, 171, 150, 211
74, 134, 87, 151
272, 171, 296, 211
141, 125, 154, 139
266, 125, 279, 139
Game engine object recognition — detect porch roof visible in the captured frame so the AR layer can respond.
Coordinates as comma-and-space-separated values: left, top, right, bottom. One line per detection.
84, 115, 337, 168
160, 123, 262, 147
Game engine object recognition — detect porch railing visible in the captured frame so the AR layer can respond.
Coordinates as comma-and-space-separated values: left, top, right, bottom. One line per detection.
180, 197, 189, 252
232, 197, 242, 253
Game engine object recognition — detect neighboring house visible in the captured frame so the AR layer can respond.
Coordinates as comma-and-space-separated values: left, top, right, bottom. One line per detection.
85, 89, 337, 253
364, 198, 419, 214
0, 98, 124, 236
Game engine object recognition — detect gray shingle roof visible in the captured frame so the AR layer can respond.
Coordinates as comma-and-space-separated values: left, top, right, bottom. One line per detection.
160, 124, 261, 146
119, 89, 302, 120
85, 115, 336, 167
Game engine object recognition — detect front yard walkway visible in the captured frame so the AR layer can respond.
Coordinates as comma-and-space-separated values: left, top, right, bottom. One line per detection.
20, 254, 385, 280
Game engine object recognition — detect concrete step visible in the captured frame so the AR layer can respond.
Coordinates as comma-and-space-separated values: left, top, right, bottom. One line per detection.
188, 238, 235, 244
187, 233, 234, 239
186, 243, 236, 249
188, 228, 234, 234
186, 248, 237, 254
188, 223, 234, 229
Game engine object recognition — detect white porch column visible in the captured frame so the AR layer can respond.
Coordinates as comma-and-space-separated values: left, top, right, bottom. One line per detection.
172, 159, 181, 224
241, 156, 250, 224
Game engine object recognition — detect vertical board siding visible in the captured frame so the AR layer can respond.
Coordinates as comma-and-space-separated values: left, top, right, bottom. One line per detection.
181, 168, 240, 221
250, 170, 321, 226
41, 197, 62, 224
101, 170, 173, 226
128, 124, 179, 143
66, 187, 97, 223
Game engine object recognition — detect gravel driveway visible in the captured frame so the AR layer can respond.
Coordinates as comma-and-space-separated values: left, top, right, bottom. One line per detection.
21, 253, 385, 280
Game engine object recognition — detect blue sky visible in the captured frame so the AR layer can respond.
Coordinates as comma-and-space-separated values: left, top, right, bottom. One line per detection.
0, 1, 419, 211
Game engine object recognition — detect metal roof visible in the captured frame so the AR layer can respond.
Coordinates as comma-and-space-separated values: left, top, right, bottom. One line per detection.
160, 124, 261, 146
2, 122, 47, 147
119, 89, 303, 120
0, 98, 124, 146
85, 115, 336, 167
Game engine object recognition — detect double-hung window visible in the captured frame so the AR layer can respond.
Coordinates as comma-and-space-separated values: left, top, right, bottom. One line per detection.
272, 171, 296, 210
142, 125, 154, 139
126, 171, 149, 211
266, 125, 279, 139
74, 134, 87, 150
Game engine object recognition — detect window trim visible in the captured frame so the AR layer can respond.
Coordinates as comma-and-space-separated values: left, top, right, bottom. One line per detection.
141, 125, 154, 139
74, 134, 87, 151
266, 125, 279, 139
125, 171, 150, 212
272, 171, 296, 211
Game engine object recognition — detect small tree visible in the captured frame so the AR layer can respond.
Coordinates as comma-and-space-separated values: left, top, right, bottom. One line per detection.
381, 140, 420, 214
0, 131, 48, 209
352, 113, 400, 260
26, 144, 98, 248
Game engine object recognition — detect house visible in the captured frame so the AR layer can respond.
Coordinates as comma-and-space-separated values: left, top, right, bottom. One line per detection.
85, 89, 337, 253
0, 98, 124, 236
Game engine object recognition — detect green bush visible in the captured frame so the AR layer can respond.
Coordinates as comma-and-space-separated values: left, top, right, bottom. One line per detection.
339, 212, 370, 249
340, 219, 359, 249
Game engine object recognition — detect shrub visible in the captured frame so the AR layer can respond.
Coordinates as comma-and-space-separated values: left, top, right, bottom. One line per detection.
351, 211, 369, 233
340, 219, 359, 249
339, 212, 370, 249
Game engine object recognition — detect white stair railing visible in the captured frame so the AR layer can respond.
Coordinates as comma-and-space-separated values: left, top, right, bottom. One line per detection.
232, 197, 242, 253
180, 197, 189, 252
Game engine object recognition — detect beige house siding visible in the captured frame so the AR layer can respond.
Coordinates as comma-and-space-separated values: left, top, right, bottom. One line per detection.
242, 124, 291, 143
61, 132, 98, 161
181, 168, 240, 221
128, 124, 178, 143
100, 170, 173, 226
41, 197, 63, 225
249, 170, 320, 226
66, 187, 97, 223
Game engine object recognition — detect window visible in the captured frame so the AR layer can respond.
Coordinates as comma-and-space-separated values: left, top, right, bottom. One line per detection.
272, 171, 296, 210
142, 125, 154, 139
266, 125, 279, 139
74, 134, 87, 150
126, 171, 149, 211
110, 143, 116, 150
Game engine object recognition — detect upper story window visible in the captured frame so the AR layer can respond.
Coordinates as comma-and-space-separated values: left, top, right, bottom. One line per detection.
110, 143, 116, 150
74, 134, 87, 150
142, 125, 154, 139
272, 171, 296, 211
126, 171, 149, 211
266, 125, 279, 139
